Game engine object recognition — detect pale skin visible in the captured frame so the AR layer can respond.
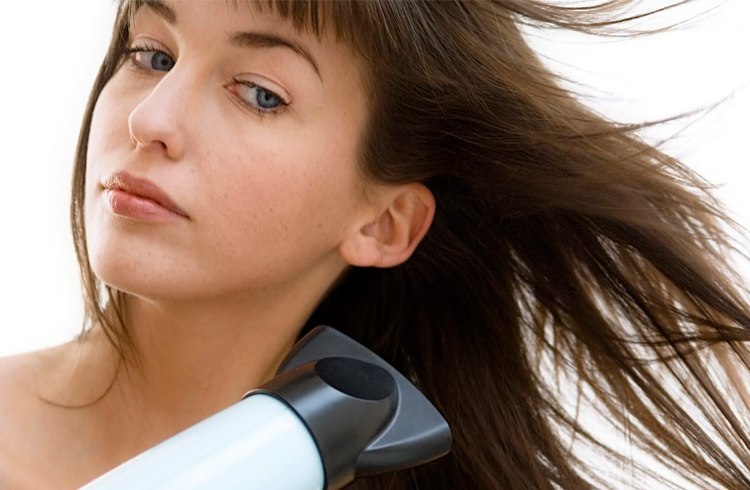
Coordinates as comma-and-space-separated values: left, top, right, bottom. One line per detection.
0, 1, 434, 488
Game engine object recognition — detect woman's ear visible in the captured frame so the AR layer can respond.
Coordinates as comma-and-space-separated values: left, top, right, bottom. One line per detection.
339, 183, 435, 268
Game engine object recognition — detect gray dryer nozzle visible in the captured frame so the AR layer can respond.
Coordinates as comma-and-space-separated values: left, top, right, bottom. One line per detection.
245, 326, 452, 489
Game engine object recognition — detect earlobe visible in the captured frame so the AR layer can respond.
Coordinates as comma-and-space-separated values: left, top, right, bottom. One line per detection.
339, 183, 435, 268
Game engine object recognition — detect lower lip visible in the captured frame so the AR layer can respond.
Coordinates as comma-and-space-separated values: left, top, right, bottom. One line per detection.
104, 189, 186, 222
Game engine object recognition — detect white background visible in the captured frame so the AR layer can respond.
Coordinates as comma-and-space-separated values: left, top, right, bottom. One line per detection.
0, 1, 748, 356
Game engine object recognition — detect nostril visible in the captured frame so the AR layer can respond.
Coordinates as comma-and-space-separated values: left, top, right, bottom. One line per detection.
126, 97, 185, 159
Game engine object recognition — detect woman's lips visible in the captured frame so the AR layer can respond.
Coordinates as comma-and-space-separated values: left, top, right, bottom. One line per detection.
101, 171, 189, 221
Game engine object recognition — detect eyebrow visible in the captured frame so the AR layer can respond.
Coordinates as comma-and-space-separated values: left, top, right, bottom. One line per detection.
229, 32, 321, 81
141, 0, 322, 81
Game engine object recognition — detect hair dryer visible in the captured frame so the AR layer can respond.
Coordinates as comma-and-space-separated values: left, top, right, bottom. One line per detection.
81, 326, 452, 489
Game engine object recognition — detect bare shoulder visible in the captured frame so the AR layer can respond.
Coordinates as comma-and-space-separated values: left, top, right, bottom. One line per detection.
0, 351, 55, 489
0, 335, 125, 489
0, 346, 57, 420
0, 344, 66, 404
0, 345, 76, 489
0, 352, 35, 489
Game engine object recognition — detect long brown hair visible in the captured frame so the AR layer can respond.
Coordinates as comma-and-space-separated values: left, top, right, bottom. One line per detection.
69, 1, 750, 488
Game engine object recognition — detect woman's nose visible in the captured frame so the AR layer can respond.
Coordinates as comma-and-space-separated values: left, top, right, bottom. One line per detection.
127, 71, 189, 161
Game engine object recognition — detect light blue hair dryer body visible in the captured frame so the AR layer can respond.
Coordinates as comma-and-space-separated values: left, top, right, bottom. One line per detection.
82, 326, 452, 489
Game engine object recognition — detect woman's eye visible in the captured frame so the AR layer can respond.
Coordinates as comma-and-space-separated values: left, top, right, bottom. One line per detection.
126, 47, 176, 72
233, 80, 289, 115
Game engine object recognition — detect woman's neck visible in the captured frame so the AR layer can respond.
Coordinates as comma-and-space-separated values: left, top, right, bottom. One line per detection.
39, 284, 327, 472
120, 291, 304, 410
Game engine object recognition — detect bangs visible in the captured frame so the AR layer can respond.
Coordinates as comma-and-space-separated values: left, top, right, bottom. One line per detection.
117, 0, 405, 67
121, 0, 367, 43
251, 0, 332, 38
246, 0, 383, 59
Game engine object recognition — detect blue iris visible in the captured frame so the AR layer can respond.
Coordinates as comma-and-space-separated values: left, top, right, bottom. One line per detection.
254, 87, 282, 110
151, 52, 175, 71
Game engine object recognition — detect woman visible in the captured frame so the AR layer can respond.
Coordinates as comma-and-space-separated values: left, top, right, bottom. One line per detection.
1, 0, 749, 488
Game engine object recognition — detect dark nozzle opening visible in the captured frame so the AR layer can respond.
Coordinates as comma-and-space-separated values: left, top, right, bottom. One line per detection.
315, 357, 395, 401
246, 326, 452, 489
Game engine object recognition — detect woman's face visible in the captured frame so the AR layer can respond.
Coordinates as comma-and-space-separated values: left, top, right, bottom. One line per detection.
85, 0, 370, 302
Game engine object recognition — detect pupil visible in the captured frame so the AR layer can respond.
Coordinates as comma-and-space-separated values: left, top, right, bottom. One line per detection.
152, 53, 174, 71
257, 89, 279, 109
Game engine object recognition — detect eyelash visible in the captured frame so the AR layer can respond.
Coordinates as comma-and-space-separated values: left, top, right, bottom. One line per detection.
123, 42, 170, 69
123, 43, 290, 117
229, 77, 290, 117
